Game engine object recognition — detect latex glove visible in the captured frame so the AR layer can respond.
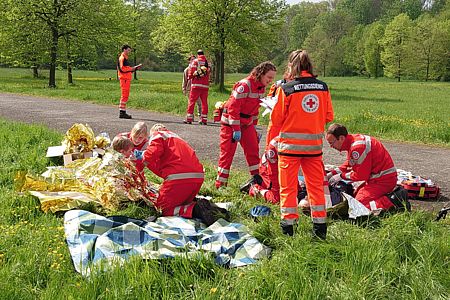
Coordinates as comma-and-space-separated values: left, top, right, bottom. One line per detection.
325, 172, 334, 181
134, 149, 144, 161
328, 173, 342, 186
257, 131, 262, 143
232, 131, 241, 142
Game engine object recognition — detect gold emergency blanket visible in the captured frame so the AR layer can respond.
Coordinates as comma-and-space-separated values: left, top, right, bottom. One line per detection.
15, 152, 158, 213
62, 123, 109, 154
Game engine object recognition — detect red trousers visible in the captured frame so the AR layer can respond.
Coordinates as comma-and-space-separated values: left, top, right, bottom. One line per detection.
119, 79, 131, 110
279, 155, 327, 225
216, 124, 260, 186
355, 177, 396, 211
156, 179, 203, 218
187, 88, 208, 123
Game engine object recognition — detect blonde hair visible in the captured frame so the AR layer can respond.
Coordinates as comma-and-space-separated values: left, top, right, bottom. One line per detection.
287, 50, 314, 79
112, 136, 134, 152
150, 123, 167, 134
130, 122, 148, 140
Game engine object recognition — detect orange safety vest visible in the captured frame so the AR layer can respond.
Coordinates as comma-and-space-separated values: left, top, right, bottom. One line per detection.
117, 52, 134, 80
270, 71, 334, 156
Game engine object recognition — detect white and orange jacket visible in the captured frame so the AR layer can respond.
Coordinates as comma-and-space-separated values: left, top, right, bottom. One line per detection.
269, 71, 334, 156
330, 134, 397, 183
221, 76, 266, 132
137, 129, 204, 182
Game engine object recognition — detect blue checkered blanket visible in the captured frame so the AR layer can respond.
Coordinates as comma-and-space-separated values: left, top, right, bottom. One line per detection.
64, 210, 271, 276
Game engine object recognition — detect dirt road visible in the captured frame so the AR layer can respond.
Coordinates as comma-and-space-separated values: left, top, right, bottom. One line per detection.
1, 93, 448, 211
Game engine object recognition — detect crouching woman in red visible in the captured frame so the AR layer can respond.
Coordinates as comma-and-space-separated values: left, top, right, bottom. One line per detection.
135, 123, 229, 225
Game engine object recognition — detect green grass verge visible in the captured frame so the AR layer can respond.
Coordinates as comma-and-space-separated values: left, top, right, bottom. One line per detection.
0, 119, 449, 299
0, 68, 449, 147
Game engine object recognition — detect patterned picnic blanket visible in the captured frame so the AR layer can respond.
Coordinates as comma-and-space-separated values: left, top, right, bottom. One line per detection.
64, 210, 271, 276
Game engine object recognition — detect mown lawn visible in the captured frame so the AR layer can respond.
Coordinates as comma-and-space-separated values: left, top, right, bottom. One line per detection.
0, 68, 449, 146
0, 117, 449, 299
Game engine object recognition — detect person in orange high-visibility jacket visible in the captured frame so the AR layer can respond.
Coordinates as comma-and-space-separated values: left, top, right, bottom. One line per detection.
325, 124, 398, 211
185, 50, 210, 125
268, 50, 334, 238
216, 61, 277, 189
135, 124, 205, 218
117, 44, 142, 119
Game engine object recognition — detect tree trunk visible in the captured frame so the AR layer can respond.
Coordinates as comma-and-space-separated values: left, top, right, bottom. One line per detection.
397, 56, 401, 82
67, 63, 73, 84
133, 48, 138, 80
49, 29, 58, 88
219, 50, 225, 92
425, 51, 430, 82
214, 52, 220, 85
31, 65, 39, 78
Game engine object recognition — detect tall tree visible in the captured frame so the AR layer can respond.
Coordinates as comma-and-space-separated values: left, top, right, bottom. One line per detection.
381, 13, 413, 81
156, 0, 284, 92
364, 21, 385, 78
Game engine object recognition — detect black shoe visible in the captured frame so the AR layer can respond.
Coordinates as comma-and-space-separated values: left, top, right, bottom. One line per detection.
198, 121, 207, 125
192, 199, 230, 226
239, 174, 263, 194
280, 222, 294, 236
119, 110, 132, 119
388, 186, 411, 212
312, 223, 327, 240
183, 120, 192, 124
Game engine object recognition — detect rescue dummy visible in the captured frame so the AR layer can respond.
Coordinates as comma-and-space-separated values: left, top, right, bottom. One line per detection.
216, 61, 277, 189
325, 123, 410, 212
267, 50, 334, 239
135, 124, 230, 225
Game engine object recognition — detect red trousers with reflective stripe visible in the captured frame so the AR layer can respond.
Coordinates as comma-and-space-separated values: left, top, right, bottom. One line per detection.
187, 88, 208, 123
119, 79, 131, 110
354, 177, 396, 211
279, 155, 326, 223
217, 124, 260, 185
156, 178, 203, 218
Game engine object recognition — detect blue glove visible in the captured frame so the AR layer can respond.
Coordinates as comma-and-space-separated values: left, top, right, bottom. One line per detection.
249, 205, 271, 218
134, 149, 144, 160
257, 131, 262, 143
232, 131, 241, 142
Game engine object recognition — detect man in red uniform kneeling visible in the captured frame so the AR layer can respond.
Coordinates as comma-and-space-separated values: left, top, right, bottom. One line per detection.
325, 123, 410, 212
135, 123, 229, 225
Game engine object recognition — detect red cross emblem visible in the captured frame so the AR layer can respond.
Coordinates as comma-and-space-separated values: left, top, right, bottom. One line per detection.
301, 94, 319, 113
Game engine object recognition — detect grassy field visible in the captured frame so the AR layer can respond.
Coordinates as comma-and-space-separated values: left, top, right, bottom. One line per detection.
0, 118, 449, 299
0, 68, 449, 147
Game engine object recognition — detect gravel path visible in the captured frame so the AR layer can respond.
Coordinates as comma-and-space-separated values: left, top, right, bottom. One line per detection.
1, 93, 448, 212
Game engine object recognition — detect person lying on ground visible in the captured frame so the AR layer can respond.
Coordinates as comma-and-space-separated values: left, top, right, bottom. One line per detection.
325, 123, 410, 212
134, 123, 230, 225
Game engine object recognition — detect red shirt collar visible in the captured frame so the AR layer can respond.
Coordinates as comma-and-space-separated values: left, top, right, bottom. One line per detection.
247, 75, 265, 89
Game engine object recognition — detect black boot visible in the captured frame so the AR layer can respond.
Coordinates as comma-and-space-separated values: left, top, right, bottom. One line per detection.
280, 220, 295, 236
239, 174, 263, 194
312, 223, 327, 240
192, 199, 230, 226
387, 186, 411, 212
119, 110, 132, 119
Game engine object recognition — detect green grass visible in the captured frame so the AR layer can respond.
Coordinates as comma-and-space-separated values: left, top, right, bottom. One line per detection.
0, 68, 449, 146
0, 118, 449, 299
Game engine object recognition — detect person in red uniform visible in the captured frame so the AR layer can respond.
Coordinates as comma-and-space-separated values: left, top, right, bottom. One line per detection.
325, 123, 409, 211
135, 124, 229, 225
215, 61, 277, 189
184, 50, 210, 125
117, 44, 142, 119
268, 50, 334, 238
117, 122, 149, 171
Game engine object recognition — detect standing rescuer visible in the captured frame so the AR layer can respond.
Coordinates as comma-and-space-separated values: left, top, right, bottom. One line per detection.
216, 61, 277, 189
117, 44, 142, 119
268, 50, 334, 239
185, 50, 210, 125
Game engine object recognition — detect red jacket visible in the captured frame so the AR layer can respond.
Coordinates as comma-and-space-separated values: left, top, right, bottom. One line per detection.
117, 52, 134, 80
221, 76, 266, 132
331, 134, 397, 183
188, 54, 209, 89
139, 130, 204, 182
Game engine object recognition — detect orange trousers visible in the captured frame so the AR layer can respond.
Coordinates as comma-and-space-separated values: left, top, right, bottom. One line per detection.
278, 155, 327, 225
119, 79, 131, 110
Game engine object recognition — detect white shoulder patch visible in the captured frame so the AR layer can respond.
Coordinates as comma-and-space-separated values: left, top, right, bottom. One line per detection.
351, 151, 360, 160
236, 85, 245, 93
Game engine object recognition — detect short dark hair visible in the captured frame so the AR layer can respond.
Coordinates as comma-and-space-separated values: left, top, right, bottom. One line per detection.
327, 123, 348, 138
197, 49, 204, 55
122, 44, 131, 51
